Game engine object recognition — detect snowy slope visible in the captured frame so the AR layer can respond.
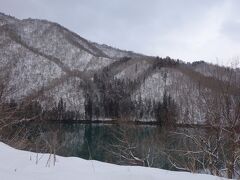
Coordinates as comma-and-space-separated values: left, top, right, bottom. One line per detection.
0, 12, 19, 26
131, 67, 207, 124
0, 13, 116, 113
114, 59, 152, 81
0, 12, 237, 123
0, 142, 224, 180
93, 43, 144, 59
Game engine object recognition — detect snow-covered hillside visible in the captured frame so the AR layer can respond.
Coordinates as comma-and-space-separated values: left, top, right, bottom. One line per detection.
93, 43, 144, 59
0, 12, 19, 26
0, 12, 238, 123
0, 142, 225, 180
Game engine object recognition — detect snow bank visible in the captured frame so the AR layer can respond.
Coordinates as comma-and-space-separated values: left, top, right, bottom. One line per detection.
0, 142, 224, 180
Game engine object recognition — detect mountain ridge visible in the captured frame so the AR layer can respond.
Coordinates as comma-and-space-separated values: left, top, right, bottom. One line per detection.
0, 12, 239, 124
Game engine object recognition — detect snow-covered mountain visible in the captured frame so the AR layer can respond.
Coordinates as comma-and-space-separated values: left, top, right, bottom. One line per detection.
0, 13, 239, 124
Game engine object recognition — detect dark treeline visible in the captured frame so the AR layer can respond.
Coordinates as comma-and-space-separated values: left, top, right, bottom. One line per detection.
1, 91, 177, 127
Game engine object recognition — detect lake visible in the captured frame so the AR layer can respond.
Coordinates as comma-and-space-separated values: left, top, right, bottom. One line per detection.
1, 121, 238, 176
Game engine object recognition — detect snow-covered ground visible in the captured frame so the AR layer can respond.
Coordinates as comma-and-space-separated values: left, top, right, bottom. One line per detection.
0, 142, 225, 180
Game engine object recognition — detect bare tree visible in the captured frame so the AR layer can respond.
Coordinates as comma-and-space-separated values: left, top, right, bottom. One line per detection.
107, 123, 171, 168
168, 60, 240, 178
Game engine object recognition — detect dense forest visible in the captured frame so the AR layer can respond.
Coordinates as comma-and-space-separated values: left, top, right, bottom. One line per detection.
1, 57, 179, 126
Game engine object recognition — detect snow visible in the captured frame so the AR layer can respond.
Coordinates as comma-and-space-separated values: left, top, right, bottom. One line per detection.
132, 71, 166, 102
93, 43, 143, 59
0, 12, 237, 124
0, 16, 114, 111
114, 60, 151, 81
85, 57, 115, 71
0, 13, 18, 26
131, 67, 208, 124
43, 77, 85, 115
0, 142, 224, 180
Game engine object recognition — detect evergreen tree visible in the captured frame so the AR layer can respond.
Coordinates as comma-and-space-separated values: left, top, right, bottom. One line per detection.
57, 98, 65, 121
155, 91, 177, 127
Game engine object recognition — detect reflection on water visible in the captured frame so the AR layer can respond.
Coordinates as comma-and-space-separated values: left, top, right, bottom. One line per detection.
1, 122, 182, 169
1, 121, 239, 177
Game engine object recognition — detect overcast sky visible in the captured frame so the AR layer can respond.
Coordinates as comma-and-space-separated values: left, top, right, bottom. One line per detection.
0, 0, 240, 65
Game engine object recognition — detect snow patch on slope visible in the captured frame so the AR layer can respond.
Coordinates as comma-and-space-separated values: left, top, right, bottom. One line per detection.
42, 77, 85, 117
114, 60, 151, 81
132, 68, 207, 124
93, 43, 143, 59
0, 35, 63, 100
0, 13, 18, 26
132, 72, 166, 102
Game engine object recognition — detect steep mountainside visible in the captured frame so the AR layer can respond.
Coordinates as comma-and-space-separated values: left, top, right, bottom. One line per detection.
0, 13, 239, 124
